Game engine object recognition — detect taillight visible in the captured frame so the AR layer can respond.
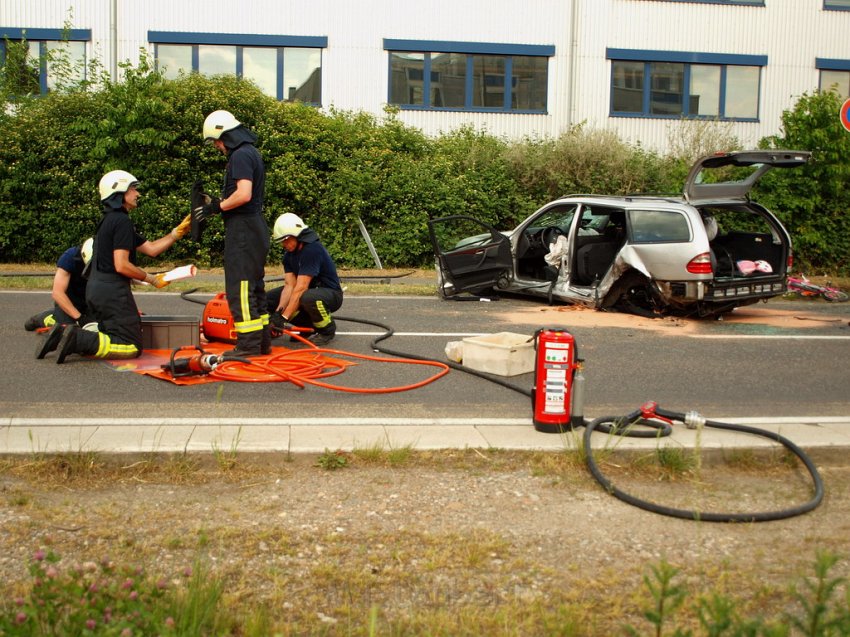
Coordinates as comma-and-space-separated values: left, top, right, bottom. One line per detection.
787, 249, 793, 270
687, 252, 713, 274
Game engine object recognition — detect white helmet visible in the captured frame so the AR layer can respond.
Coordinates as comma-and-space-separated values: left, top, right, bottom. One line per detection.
98, 170, 139, 201
272, 213, 307, 241
80, 237, 94, 265
203, 110, 241, 142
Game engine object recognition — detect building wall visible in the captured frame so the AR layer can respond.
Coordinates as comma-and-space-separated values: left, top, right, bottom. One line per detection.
2, 0, 848, 153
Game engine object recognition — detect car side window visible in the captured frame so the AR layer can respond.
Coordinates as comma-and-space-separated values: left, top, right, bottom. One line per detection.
629, 210, 692, 243
528, 204, 578, 233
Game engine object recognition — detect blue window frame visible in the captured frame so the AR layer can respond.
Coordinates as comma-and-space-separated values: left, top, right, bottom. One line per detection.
817, 58, 850, 98
824, 0, 850, 10
607, 49, 765, 121
149, 31, 326, 104
384, 39, 554, 113
0, 27, 90, 94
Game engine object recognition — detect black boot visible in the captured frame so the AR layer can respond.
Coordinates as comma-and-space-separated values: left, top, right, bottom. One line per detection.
25, 310, 51, 332
35, 323, 65, 359
223, 331, 262, 358
55, 325, 80, 364
261, 325, 272, 355
308, 320, 336, 346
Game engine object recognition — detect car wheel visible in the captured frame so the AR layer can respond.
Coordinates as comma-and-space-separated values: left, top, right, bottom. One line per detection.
603, 272, 663, 318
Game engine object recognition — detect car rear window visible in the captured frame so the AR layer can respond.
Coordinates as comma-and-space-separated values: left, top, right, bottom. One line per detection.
629, 210, 691, 243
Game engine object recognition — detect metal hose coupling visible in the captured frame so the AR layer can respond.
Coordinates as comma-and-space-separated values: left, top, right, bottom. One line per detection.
683, 411, 705, 430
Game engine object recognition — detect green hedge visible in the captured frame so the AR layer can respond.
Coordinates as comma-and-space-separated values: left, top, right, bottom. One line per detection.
1, 59, 848, 273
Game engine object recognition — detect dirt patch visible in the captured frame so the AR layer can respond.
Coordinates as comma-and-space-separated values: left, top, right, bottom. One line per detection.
495, 302, 848, 334
1, 450, 848, 633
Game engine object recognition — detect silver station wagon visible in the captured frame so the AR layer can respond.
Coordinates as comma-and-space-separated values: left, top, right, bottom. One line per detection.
428, 150, 811, 318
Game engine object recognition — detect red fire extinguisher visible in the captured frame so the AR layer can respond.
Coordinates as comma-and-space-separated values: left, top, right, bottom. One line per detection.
532, 327, 584, 433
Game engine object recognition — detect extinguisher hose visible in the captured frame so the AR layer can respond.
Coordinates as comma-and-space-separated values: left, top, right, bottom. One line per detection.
582, 407, 825, 523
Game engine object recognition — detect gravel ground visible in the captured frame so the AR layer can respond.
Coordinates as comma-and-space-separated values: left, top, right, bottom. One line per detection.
1, 449, 849, 634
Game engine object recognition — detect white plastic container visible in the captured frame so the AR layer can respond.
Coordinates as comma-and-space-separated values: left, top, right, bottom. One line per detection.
461, 332, 535, 377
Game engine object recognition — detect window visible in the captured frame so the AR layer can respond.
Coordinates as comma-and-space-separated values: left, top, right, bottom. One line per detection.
149, 32, 326, 104
629, 210, 692, 244
385, 39, 553, 113
0, 27, 90, 95
817, 59, 850, 99
824, 0, 850, 10
608, 49, 764, 120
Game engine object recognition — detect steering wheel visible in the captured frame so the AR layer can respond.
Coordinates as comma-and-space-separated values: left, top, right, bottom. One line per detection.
541, 226, 565, 248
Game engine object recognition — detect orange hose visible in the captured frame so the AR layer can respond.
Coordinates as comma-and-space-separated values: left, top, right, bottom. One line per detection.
208, 341, 450, 393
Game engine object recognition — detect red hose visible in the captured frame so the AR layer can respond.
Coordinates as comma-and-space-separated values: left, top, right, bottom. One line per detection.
208, 338, 450, 393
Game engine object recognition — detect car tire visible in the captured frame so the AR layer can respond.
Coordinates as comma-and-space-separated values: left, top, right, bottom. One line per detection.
602, 271, 662, 318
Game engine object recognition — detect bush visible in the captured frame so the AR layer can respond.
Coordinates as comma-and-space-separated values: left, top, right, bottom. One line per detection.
759, 90, 850, 274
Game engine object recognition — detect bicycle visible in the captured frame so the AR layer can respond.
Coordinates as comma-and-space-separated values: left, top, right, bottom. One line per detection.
786, 273, 849, 302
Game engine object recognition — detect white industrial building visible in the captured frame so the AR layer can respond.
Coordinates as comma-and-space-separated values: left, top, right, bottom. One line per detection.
2, 0, 849, 153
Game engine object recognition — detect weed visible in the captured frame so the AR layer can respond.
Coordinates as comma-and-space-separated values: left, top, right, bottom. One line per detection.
7, 492, 30, 507
625, 552, 850, 637
0, 549, 182, 635
163, 452, 200, 482
654, 446, 697, 476
166, 559, 229, 635
352, 440, 416, 467
625, 559, 689, 636
197, 527, 210, 549
316, 449, 349, 470
787, 549, 850, 636
212, 427, 242, 472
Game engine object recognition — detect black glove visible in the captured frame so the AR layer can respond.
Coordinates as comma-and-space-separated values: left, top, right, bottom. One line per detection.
190, 180, 217, 241
193, 197, 221, 223
270, 310, 293, 331
76, 314, 97, 329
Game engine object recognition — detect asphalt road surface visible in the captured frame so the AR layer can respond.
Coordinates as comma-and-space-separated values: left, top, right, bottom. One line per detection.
2, 290, 849, 421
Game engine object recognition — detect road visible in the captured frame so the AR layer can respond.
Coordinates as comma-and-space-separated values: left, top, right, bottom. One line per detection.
2, 289, 849, 421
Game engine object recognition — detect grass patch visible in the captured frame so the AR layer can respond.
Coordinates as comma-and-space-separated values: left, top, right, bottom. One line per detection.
352, 440, 416, 467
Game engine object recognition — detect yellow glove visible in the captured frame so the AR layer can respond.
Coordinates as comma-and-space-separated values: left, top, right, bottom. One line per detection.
172, 213, 192, 239
145, 273, 170, 289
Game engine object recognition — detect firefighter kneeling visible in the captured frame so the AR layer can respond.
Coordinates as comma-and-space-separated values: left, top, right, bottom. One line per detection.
266, 213, 343, 347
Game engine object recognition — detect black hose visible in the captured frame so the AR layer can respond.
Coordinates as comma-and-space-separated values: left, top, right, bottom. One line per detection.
583, 407, 824, 522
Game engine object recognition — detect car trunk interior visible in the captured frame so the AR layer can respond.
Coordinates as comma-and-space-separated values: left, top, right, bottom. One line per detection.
702, 205, 786, 282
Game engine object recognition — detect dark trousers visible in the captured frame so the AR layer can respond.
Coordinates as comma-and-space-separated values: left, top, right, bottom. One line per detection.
266, 286, 343, 334
224, 213, 270, 350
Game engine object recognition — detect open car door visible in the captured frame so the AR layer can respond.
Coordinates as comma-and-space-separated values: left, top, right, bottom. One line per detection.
684, 150, 811, 203
428, 215, 513, 296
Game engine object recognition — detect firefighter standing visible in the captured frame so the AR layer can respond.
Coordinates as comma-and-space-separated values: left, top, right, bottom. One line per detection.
267, 213, 343, 346
35, 170, 192, 363
194, 110, 270, 356
26, 237, 96, 333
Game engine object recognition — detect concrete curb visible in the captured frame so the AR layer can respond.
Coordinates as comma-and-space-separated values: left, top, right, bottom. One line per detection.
2, 416, 849, 455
